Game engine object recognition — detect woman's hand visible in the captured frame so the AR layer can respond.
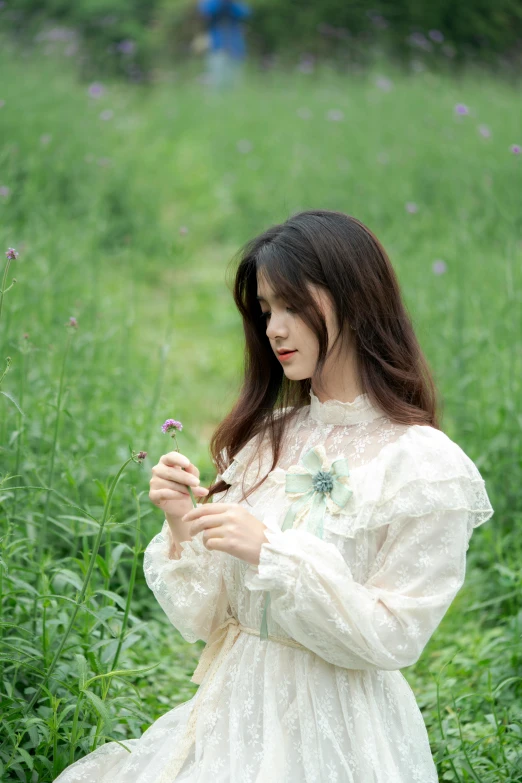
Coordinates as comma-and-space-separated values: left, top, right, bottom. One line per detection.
149, 450, 209, 520
182, 503, 270, 566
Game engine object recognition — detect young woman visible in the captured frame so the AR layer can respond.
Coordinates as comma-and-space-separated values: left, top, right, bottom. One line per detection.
55, 210, 494, 782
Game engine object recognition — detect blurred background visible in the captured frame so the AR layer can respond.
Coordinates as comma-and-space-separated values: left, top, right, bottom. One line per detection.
0, 1, 521, 781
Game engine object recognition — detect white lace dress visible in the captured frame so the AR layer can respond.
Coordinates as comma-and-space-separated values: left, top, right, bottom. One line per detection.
54, 391, 494, 783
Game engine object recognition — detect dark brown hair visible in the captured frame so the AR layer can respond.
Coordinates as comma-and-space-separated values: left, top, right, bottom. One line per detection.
205, 209, 441, 503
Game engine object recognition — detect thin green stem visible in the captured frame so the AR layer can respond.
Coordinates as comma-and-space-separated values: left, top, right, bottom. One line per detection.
0, 256, 12, 324
24, 455, 137, 714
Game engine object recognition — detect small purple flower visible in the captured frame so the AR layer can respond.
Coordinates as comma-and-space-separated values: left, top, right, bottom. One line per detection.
117, 39, 136, 54
162, 419, 183, 434
428, 29, 444, 43
6, 248, 18, 260
88, 82, 105, 99
454, 103, 469, 116
68, 316, 78, 328
432, 260, 447, 275
137, 450, 147, 461
0, 186, 10, 197
511, 144, 521, 155
478, 124, 491, 138
405, 202, 419, 214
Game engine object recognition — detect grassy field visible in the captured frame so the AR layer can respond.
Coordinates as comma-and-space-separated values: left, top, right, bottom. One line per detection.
0, 39, 521, 781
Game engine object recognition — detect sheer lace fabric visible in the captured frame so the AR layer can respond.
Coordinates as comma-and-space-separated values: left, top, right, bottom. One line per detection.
53, 391, 494, 783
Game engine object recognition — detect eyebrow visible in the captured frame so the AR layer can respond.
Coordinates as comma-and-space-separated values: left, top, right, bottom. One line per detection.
256, 293, 283, 302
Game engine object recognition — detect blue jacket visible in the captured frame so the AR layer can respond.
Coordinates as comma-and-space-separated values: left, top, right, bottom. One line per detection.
198, 0, 251, 59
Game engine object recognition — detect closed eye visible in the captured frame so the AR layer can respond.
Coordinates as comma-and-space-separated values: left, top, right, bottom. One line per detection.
260, 307, 296, 321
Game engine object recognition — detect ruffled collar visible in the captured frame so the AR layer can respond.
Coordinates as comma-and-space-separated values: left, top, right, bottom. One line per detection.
309, 389, 386, 425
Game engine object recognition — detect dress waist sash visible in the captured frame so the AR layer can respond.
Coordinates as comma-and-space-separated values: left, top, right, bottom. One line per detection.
156, 615, 308, 783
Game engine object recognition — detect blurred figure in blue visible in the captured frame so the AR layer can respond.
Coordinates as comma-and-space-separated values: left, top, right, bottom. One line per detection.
198, 0, 252, 88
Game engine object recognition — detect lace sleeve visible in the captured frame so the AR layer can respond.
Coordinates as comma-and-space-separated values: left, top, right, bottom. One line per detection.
143, 517, 229, 644
244, 430, 494, 670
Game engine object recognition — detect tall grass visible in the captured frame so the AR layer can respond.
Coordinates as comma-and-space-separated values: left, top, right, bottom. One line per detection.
0, 40, 521, 781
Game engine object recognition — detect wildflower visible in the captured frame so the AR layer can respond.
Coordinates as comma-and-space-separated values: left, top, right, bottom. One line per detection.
432, 260, 447, 275
5, 248, 18, 260
162, 417, 198, 508
428, 29, 444, 43
162, 419, 183, 433
478, 125, 491, 138
405, 202, 419, 214
88, 82, 105, 98
117, 39, 135, 54
0, 186, 10, 197
67, 316, 78, 327
510, 144, 521, 155
179, 226, 189, 236
454, 103, 469, 116
137, 451, 147, 461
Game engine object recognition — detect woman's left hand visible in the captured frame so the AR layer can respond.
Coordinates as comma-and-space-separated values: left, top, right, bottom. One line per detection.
181, 503, 270, 566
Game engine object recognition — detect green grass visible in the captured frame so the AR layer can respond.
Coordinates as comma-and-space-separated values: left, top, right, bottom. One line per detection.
0, 40, 521, 781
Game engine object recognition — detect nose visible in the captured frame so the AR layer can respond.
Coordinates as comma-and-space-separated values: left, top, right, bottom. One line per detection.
265, 312, 289, 342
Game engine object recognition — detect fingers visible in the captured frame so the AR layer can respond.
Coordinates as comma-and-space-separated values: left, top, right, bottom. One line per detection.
153, 463, 201, 488
160, 452, 200, 478
182, 503, 231, 522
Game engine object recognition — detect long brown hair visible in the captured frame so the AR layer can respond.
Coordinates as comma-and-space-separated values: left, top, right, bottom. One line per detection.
205, 209, 441, 503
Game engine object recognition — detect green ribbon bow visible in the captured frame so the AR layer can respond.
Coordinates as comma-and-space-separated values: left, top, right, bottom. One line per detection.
259, 445, 353, 640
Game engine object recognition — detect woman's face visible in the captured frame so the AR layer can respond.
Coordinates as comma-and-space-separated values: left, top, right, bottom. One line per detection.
256, 269, 341, 382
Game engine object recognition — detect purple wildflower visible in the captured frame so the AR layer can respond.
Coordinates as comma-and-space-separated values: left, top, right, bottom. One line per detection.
6, 248, 18, 260
478, 125, 491, 138
68, 316, 78, 328
0, 186, 10, 197
511, 144, 521, 155
454, 103, 469, 116
162, 419, 183, 434
432, 260, 447, 275
88, 82, 105, 99
428, 29, 444, 43
117, 39, 136, 54
405, 202, 419, 214
137, 450, 147, 461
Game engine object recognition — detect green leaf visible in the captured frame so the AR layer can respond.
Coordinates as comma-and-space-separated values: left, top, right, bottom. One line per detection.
0, 390, 24, 415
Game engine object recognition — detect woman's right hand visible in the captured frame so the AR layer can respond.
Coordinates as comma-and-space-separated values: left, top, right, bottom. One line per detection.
149, 450, 209, 520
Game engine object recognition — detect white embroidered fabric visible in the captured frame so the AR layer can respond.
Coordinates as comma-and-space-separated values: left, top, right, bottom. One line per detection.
53, 390, 494, 783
